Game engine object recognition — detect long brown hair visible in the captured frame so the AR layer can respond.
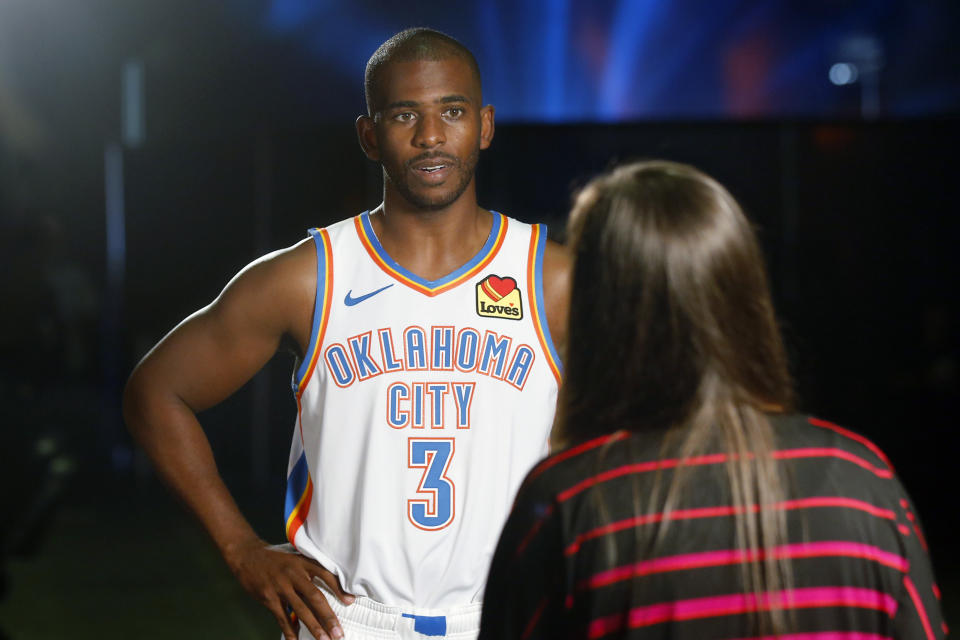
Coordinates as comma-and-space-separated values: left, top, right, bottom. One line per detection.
558, 160, 794, 634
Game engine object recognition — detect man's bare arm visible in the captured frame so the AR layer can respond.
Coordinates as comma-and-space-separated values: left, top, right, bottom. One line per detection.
541, 238, 572, 359
122, 239, 352, 640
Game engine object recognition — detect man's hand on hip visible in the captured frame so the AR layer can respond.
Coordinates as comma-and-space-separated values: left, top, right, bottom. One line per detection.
224, 540, 355, 640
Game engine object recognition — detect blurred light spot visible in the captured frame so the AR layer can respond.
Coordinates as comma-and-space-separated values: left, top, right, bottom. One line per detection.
829, 62, 858, 85
36, 437, 57, 456
51, 456, 76, 476
122, 59, 145, 148
104, 143, 126, 284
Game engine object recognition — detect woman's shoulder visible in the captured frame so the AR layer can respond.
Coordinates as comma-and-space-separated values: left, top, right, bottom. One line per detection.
769, 412, 896, 477
530, 430, 632, 477
520, 429, 665, 506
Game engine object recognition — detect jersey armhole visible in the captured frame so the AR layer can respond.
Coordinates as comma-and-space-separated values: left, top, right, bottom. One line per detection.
527, 224, 563, 385
292, 227, 334, 396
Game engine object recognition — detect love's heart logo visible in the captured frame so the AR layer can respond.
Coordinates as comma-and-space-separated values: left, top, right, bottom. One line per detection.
476, 274, 523, 321
481, 275, 517, 301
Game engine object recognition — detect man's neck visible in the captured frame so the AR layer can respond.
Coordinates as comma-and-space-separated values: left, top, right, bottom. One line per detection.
369, 190, 493, 282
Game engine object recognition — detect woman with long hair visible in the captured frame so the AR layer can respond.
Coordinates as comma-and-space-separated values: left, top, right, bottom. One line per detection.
478, 161, 944, 639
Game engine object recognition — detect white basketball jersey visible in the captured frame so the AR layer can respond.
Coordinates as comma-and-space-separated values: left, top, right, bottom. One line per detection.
284, 211, 562, 611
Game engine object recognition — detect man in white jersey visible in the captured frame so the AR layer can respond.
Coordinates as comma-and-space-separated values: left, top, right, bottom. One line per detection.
124, 28, 570, 640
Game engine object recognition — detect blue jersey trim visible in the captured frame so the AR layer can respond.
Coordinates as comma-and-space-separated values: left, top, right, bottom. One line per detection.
293, 228, 328, 392
284, 451, 310, 525
359, 211, 504, 290
533, 224, 563, 376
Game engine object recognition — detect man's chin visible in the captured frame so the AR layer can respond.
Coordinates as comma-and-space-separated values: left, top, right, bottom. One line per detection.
387, 168, 475, 212
401, 187, 468, 212
415, 197, 460, 212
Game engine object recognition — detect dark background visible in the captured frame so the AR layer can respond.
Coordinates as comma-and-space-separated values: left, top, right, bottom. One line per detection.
0, 1, 957, 637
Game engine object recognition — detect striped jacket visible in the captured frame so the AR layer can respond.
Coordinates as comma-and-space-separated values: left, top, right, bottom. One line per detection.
479, 414, 945, 639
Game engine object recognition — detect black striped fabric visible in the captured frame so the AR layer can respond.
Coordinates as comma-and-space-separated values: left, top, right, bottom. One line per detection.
479, 414, 945, 640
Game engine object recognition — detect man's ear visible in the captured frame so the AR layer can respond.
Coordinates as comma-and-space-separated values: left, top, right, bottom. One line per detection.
356, 115, 380, 161
479, 104, 495, 150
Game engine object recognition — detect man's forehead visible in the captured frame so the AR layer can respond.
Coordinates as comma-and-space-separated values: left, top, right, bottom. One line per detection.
376, 58, 481, 106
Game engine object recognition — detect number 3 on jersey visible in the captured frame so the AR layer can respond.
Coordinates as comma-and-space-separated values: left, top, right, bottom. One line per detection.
407, 438, 455, 530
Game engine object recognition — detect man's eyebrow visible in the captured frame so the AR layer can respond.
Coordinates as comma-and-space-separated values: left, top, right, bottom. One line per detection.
383, 95, 471, 111
384, 100, 420, 111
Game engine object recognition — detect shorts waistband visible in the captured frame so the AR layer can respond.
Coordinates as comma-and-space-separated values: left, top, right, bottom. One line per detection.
313, 578, 481, 638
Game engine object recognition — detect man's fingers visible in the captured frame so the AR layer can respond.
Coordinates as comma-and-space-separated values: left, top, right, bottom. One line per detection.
308, 563, 356, 605
266, 598, 300, 640
231, 544, 348, 639
300, 575, 346, 634
287, 584, 341, 640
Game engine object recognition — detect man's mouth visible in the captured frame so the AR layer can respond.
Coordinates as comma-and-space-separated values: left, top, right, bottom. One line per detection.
410, 155, 457, 174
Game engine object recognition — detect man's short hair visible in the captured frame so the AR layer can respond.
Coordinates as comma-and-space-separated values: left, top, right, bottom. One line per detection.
364, 28, 482, 115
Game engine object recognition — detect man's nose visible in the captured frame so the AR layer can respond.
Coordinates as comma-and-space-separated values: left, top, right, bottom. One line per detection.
414, 113, 445, 148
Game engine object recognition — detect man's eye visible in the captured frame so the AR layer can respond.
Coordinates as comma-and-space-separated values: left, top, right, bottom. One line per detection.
394, 112, 416, 122
444, 107, 465, 119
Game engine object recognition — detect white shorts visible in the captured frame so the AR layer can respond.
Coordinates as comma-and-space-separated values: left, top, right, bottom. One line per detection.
297, 578, 481, 640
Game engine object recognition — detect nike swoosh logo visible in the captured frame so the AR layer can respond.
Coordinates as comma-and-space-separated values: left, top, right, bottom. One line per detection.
344, 284, 394, 306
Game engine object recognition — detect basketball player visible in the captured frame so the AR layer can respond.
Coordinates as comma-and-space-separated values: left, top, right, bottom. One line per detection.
123, 28, 570, 640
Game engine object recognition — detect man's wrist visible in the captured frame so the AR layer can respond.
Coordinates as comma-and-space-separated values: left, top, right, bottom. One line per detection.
218, 531, 264, 566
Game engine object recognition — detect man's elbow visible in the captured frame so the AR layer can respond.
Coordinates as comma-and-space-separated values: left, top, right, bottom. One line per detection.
122, 365, 154, 440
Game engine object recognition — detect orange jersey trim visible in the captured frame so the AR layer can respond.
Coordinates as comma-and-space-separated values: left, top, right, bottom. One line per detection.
296, 228, 334, 396
527, 224, 562, 385
354, 212, 508, 297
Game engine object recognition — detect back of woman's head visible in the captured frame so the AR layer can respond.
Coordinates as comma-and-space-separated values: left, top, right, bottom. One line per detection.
559, 161, 797, 635
559, 160, 792, 445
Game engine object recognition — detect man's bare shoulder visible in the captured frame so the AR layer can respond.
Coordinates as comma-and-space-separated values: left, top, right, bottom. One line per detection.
207, 236, 318, 353
249, 236, 316, 288
219, 238, 316, 308
542, 238, 571, 270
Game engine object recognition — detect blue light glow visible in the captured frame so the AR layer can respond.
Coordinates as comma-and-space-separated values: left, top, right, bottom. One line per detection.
829, 63, 859, 86
257, 0, 960, 122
